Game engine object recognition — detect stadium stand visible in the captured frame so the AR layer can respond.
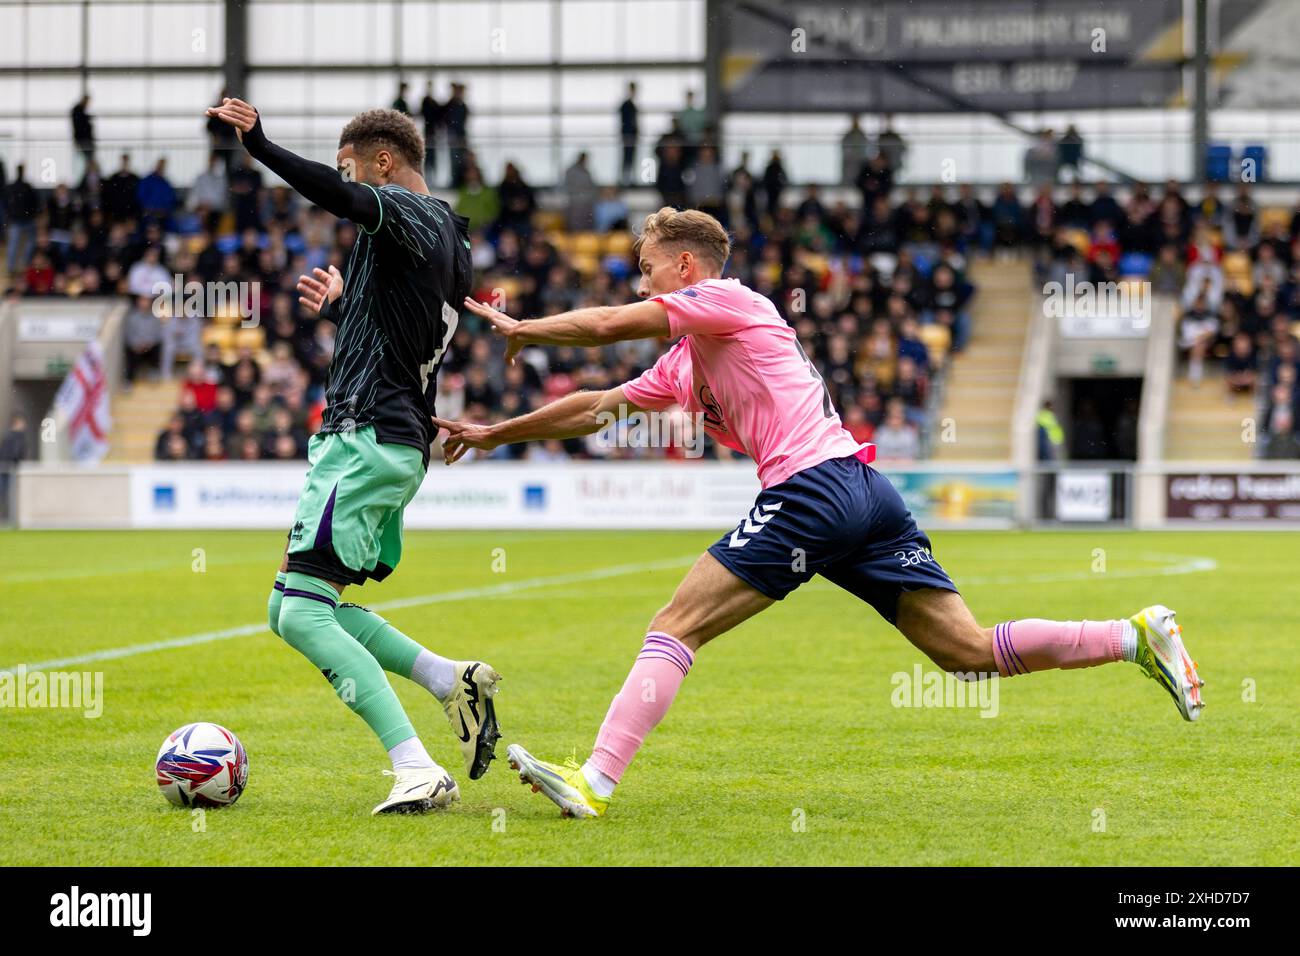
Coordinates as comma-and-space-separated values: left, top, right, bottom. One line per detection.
1, 148, 991, 466
1033, 179, 1300, 460
5, 136, 1300, 464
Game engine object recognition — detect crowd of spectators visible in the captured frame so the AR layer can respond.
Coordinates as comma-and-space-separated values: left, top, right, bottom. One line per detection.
0, 98, 980, 465
1030, 178, 1300, 458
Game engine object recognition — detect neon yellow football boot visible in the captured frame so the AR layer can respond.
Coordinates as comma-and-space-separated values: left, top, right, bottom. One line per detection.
506, 744, 610, 818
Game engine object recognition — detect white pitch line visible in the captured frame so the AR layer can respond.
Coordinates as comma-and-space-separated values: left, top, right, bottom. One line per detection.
0, 555, 696, 675
1, 552, 1219, 675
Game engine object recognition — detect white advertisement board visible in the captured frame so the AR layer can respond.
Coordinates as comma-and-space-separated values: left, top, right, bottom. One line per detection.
1055, 470, 1113, 521
128, 462, 765, 530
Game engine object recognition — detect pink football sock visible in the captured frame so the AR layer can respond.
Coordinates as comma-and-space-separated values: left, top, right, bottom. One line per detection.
588, 632, 694, 783
992, 619, 1123, 677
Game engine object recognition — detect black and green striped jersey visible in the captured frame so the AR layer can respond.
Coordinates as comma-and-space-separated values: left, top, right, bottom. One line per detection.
320, 184, 473, 464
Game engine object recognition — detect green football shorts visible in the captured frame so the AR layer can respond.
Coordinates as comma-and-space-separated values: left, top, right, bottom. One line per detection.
284, 426, 426, 585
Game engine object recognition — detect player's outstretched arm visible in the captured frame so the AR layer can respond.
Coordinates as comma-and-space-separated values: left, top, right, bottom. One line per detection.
205, 97, 381, 230
433, 386, 638, 464
462, 296, 669, 364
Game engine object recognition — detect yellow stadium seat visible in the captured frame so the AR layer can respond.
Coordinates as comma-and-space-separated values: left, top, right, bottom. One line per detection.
534, 210, 565, 232
233, 327, 265, 351
570, 254, 600, 277
572, 232, 602, 256
202, 325, 236, 351
1225, 270, 1254, 296
1260, 206, 1291, 234
604, 232, 633, 256
1064, 228, 1091, 255
918, 324, 951, 369
1222, 250, 1252, 278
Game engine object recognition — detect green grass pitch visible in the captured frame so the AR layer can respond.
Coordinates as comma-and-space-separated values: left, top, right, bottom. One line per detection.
1, 528, 1295, 866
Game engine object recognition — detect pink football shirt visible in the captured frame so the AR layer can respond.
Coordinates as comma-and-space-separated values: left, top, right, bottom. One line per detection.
621, 277, 874, 488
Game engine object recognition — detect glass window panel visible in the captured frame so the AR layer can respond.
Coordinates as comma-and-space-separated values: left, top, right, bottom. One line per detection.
298, 70, 391, 116
307, 2, 394, 65
558, 68, 703, 112
561, 0, 703, 62
145, 3, 223, 66
560, 1, 616, 61
84, 73, 150, 115
87, 3, 149, 66
431, 2, 494, 60
148, 71, 225, 113
26, 3, 82, 68
249, 3, 308, 64
624, 1, 702, 60
21, 73, 84, 119
248, 71, 311, 114
0, 77, 24, 113
0, 5, 24, 68
490, 1, 552, 63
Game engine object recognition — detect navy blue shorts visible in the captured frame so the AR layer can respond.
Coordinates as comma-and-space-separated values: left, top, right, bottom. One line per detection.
707, 456, 958, 624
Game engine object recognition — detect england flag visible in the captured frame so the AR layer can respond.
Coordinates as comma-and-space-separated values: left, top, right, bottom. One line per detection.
54, 341, 112, 464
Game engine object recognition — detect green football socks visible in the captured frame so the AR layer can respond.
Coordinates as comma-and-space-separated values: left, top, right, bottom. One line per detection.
275, 572, 416, 750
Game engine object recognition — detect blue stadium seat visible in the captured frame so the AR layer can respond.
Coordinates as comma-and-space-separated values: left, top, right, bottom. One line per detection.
1205, 144, 1233, 183
1119, 252, 1152, 277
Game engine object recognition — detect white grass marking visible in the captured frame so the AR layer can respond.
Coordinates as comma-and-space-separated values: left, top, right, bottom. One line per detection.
2, 552, 1218, 675
1, 555, 696, 675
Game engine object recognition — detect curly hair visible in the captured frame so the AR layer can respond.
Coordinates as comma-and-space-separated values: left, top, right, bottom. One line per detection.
633, 207, 731, 271
338, 109, 425, 169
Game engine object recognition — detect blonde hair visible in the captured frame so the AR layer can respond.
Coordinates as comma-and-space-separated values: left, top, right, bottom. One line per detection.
633, 207, 731, 272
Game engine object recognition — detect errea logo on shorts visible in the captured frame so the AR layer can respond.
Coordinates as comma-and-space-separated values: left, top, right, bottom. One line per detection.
49, 886, 152, 936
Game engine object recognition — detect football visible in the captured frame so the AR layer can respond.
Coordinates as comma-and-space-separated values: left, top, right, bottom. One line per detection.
155, 722, 249, 808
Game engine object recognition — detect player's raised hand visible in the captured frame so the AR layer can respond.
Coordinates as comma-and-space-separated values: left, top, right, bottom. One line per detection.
463, 295, 523, 365
204, 97, 259, 141
431, 415, 498, 465
297, 265, 343, 316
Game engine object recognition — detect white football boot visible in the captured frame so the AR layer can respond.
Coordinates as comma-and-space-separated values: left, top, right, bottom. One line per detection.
443, 661, 503, 780
371, 765, 459, 815
1130, 605, 1205, 722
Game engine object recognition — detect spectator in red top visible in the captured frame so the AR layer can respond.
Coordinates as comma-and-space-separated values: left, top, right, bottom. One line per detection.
1087, 221, 1121, 264
24, 251, 57, 295
181, 360, 218, 413
842, 404, 875, 445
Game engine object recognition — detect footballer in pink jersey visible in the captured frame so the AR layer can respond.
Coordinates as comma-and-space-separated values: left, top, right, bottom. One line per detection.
435, 208, 1204, 819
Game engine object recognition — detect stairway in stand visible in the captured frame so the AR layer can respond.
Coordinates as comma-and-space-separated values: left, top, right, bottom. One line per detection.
105, 379, 179, 463
930, 258, 1035, 461
1164, 375, 1256, 460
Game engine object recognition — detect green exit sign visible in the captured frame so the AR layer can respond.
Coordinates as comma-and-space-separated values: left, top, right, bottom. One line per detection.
46, 358, 71, 377
1091, 354, 1118, 375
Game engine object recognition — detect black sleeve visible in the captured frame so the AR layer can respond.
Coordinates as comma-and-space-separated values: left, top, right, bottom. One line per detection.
317, 293, 336, 322
240, 115, 381, 231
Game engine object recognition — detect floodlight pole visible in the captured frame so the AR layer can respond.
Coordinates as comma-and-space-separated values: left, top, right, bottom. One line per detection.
1192, 0, 1209, 183
225, 0, 249, 97
705, 0, 726, 158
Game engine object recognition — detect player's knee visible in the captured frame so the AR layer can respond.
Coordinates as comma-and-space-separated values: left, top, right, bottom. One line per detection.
277, 599, 319, 650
